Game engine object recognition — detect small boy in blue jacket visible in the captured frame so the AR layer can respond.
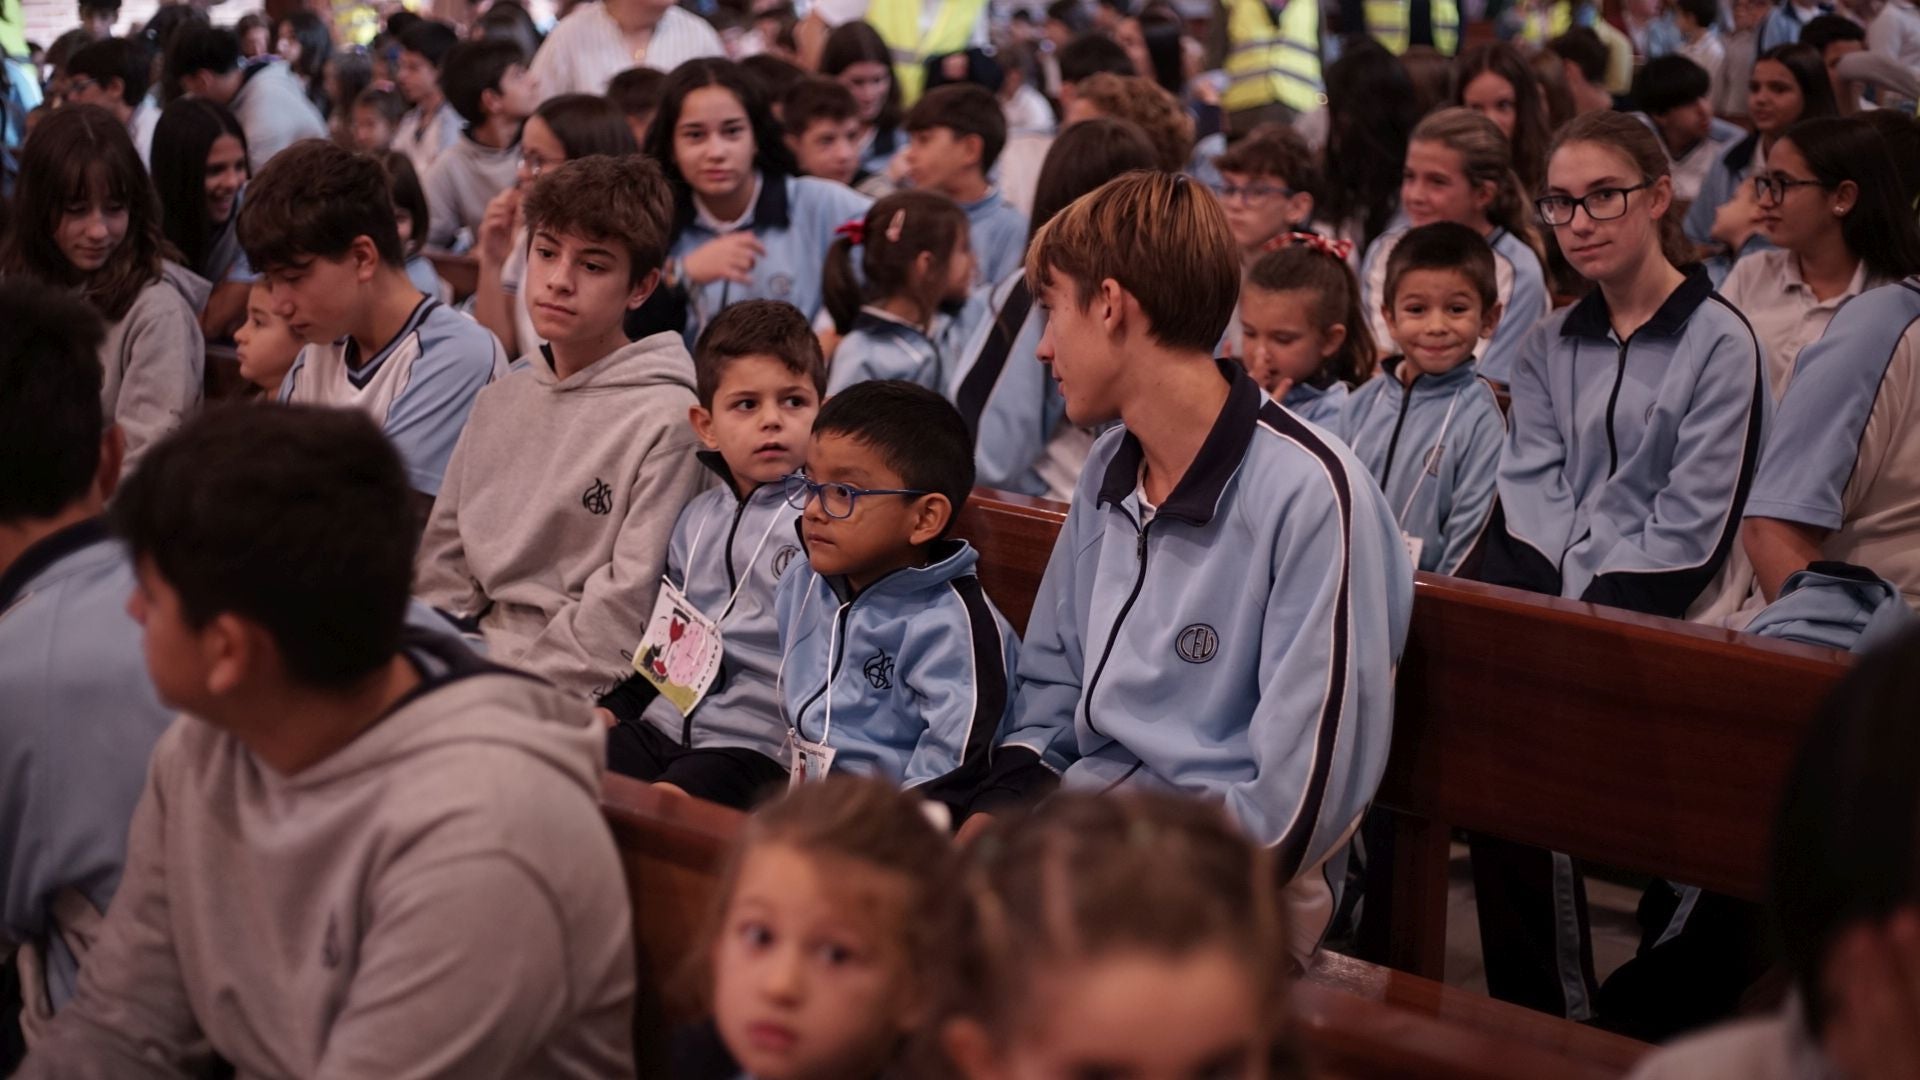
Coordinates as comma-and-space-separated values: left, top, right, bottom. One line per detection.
956, 172, 1413, 962
903, 83, 1028, 288
774, 380, 1019, 804
1337, 222, 1507, 576
602, 300, 825, 809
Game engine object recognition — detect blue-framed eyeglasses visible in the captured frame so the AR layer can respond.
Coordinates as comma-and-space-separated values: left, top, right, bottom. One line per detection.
782, 472, 928, 519
1209, 181, 1296, 203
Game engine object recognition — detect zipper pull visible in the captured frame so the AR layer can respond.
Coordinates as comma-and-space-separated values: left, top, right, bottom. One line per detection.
1136, 524, 1149, 561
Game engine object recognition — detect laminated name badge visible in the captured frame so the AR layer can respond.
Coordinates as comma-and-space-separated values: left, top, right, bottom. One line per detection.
788, 730, 836, 790
632, 579, 726, 716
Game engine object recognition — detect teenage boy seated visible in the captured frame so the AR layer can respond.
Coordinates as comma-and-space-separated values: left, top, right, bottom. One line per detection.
904, 83, 1028, 287
16, 404, 636, 1078
237, 139, 508, 513
774, 380, 1019, 804
782, 76, 864, 188
607, 65, 666, 147
416, 155, 709, 701
1335, 223, 1506, 577
954, 172, 1413, 962
392, 19, 462, 177
425, 38, 541, 251
1632, 56, 1744, 204
0, 281, 174, 1036
166, 25, 325, 170
64, 37, 158, 163
601, 300, 826, 809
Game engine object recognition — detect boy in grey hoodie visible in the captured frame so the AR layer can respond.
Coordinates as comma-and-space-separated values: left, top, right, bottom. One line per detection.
415, 155, 711, 701
18, 404, 635, 1079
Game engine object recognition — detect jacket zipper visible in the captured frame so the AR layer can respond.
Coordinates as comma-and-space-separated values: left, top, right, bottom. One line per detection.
1603, 337, 1629, 478
793, 602, 852, 742
1082, 516, 1152, 740
1379, 375, 1419, 487
684, 490, 756, 747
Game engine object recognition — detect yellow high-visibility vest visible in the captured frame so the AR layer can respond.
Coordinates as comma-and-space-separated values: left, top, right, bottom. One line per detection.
1365, 0, 1460, 54
866, 0, 989, 106
1515, 0, 1574, 48
1222, 0, 1324, 115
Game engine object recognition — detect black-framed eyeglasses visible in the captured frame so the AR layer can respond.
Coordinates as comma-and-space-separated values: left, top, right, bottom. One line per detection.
1535, 182, 1653, 227
782, 472, 928, 520
1753, 173, 1827, 204
1210, 181, 1296, 203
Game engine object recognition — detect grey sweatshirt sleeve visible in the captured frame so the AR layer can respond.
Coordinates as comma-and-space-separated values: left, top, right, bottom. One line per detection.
507, 429, 712, 699
413, 423, 487, 619
112, 288, 206, 469
422, 155, 464, 252
19, 741, 210, 1080
310, 855, 591, 1079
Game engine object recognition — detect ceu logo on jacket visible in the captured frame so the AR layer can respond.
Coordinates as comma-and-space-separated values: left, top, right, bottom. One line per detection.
1176, 624, 1219, 664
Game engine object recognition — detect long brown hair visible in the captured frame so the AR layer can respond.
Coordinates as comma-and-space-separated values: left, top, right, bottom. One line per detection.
1411, 107, 1546, 266
1, 105, 169, 321
1452, 42, 1551, 194
1547, 110, 1695, 270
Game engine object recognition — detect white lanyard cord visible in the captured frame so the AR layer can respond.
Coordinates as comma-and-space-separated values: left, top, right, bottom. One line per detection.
775, 582, 841, 746
1397, 389, 1463, 526
680, 497, 786, 624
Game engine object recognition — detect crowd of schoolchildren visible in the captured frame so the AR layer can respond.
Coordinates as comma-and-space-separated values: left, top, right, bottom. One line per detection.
4, 0, 1920, 1073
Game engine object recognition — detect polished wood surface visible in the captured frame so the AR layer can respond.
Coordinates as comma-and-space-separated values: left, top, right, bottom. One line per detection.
427, 251, 480, 303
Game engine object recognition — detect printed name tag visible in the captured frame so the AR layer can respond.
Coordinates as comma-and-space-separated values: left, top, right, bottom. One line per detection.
788, 732, 837, 789
632, 579, 725, 716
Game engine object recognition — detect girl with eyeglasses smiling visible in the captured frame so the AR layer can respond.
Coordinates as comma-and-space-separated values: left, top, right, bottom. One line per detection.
1470, 111, 1772, 1032
1719, 117, 1920, 396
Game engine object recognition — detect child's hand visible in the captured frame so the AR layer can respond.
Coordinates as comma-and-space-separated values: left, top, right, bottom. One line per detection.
685, 232, 765, 286
477, 188, 523, 269
595, 707, 619, 728
954, 812, 997, 847
1709, 183, 1759, 251
1266, 375, 1295, 403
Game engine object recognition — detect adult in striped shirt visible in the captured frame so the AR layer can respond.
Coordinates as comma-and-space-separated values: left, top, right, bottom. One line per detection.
530, 0, 724, 101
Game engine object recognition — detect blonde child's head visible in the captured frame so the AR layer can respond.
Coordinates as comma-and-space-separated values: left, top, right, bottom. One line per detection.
233, 280, 303, 394
704, 777, 956, 1080
822, 190, 974, 336
938, 793, 1303, 1080
1381, 221, 1501, 381
1240, 236, 1377, 397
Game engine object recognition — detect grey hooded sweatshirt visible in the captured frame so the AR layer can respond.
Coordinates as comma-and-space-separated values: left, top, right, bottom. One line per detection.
415, 333, 713, 701
104, 262, 208, 470
17, 632, 637, 1079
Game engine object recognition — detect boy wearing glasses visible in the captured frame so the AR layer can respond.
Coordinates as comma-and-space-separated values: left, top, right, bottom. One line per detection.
599, 300, 825, 809
774, 380, 1019, 805
1210, 125, 1320, 274
415, 156, 710, 702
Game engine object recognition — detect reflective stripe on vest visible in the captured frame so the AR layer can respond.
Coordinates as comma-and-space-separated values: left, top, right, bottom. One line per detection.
1222, 0, 1323, 114
866, 0, 989, 106
1364, 0, 1460, 54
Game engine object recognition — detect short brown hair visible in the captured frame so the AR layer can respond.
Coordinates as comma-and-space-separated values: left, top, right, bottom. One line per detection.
692, 299, 827, 407
1212, 123, 1318, 193
781, 76, 859, 138
1072, 72, 1193, 173
1025, 171, 1238, 354
521, 155, 673, 287
238, 139, 403, 273
1382, 221, 1498, 313
904, 83, 1007, 172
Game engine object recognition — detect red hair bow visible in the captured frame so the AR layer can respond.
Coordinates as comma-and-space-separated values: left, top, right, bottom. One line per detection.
1262, 231, 1354, 262
833, 219, 865, 244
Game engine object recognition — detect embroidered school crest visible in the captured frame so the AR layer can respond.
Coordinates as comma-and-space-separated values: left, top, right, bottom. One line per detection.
1176, 624, 1219, 664
863, 650, 895, 690
768, 274, 795, 299
771, 544, 801, 577
581, 477, 614, 515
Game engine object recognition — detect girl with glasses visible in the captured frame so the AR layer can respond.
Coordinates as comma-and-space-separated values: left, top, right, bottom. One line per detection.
1720, 117, 1920, 395
1471, 109, 1769, 1032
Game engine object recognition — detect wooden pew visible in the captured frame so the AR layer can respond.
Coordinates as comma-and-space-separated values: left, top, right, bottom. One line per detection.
946, 492, 1852, 981
427, 251, 480, 304
599, 774, 1649, 1079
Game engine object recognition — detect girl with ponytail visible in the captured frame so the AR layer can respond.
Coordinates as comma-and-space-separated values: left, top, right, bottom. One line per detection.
1236, 231, 1377, 427
1358, 107, 1550, 387
822, 190, 973, 394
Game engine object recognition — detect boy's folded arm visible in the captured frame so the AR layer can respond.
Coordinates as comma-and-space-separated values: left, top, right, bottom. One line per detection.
412, 425, 488, 619
898, 584, 1017, 801
513, 433, 711, 700
1437, 398, 1507, 577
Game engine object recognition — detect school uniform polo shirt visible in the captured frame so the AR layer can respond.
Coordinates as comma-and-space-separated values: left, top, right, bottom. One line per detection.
1745, 277, 1920, 610
1719, 249, 1884, 397
529, 1, 724, 98
279, 297, 509, 495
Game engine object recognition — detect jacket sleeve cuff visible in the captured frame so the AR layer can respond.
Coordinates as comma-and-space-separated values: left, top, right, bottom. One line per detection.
964, 746, 1061, 818
595, 673, 661, 722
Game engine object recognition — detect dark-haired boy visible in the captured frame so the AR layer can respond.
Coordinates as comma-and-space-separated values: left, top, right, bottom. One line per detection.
783, 76, 864, 188
955, 172, 1412, 961
393, 19, 462, 177
63, 37, 157, 162
416, 155, 709, 702
1802, 14, 1867, 114
0, 281, 173, 1033
425, 38, 542, 250
1674, 0, 1726, 103
602, 300, 826, 809
1631, 55, 1743, 203
607, 65, 666, 147
904, 83, 1028, 285
17, 404, 635, 1078
238, 139, 508, 511
774, 380, 1018, 804
167, 25, 325, 169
